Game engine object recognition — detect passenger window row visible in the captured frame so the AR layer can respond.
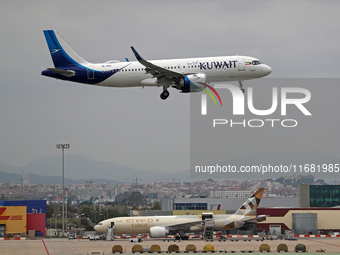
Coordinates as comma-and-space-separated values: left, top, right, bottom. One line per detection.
102, 65, 200, 73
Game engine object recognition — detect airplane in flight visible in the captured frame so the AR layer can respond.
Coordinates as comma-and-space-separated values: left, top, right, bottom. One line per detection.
94, 188, 266, 239
41, 30, 272, 100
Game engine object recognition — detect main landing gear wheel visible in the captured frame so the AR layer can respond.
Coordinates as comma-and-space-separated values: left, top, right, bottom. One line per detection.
238, 80, 245, 93
160, 90, 169, 100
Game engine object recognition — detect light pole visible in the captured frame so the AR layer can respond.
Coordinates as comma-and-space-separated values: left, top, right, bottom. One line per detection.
103, 207, 108, 219
55, 213, 61, 229
65, 188, 68, 235
56, 143, 70, 236
78, 213, 85, 227
78, 213, 85, 236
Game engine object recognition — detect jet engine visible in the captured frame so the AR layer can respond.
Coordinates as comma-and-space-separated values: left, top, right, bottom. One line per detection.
177, 74, 206, 93
150, 226, 169, 238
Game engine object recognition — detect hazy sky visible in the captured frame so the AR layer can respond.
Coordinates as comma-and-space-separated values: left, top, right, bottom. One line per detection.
1, 1, 339, 173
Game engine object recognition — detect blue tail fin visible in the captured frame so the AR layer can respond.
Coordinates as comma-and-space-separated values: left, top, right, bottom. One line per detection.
43, 30, 89, 68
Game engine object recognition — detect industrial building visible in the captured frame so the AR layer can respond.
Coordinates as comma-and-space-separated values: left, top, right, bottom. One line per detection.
299, 184, 340, 207
0, 200, 46, 237
257, 207, 340, 235
161, 196, 298, 211
210, 190, 253, 198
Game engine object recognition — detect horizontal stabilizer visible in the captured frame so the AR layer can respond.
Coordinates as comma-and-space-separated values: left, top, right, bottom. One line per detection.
47, 68, 75, 77
242, 215, 267, 223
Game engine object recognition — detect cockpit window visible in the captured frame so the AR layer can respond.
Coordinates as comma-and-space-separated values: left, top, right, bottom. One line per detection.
252, 60, 262, 65
98, 223, 103, 225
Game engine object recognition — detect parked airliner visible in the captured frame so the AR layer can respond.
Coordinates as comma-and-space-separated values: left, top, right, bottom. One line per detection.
94, 188, 266, 239
42, 30, 272, 100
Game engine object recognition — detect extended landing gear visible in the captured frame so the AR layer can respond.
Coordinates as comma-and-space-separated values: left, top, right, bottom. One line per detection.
238, 80, 245, 93
160, 88, 170, 100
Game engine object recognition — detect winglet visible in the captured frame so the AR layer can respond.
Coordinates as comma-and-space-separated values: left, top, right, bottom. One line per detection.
131, 46, 143, 61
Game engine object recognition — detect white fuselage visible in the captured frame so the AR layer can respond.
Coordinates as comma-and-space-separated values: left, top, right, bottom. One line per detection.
42, 30, 272, 99
94, 214, 240, 235
92, 188, 266, 237
89, 56, 271, 88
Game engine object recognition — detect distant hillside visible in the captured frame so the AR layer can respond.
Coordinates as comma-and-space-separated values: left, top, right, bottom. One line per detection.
0, 151, 338, 185
0, 169, 128, 185
0, 155, 189, 185
0, 164, 22, 183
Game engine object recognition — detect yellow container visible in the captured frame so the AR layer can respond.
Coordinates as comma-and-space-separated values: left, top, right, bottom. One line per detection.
168, 244, 179, 252
150, 244, 161, 253
203, 244, 215, 252
132, 244, 143, 253
295, 243, 306, 252
259, 243, 270, 252
112, 245, 123, 253
277, 243, 288, 252
186, 244, 197, 252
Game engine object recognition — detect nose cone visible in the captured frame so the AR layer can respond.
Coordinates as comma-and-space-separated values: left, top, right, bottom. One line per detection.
94, 225, 99, 231
263, 64, 272, 76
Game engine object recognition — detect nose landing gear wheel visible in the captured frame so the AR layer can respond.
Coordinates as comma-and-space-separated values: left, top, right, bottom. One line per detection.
160, 90, 169, 100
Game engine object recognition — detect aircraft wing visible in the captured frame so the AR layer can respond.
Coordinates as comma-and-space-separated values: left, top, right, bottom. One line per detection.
165, 215, 267, 232
131, 47, 185, 83
166, 220, 203, 231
